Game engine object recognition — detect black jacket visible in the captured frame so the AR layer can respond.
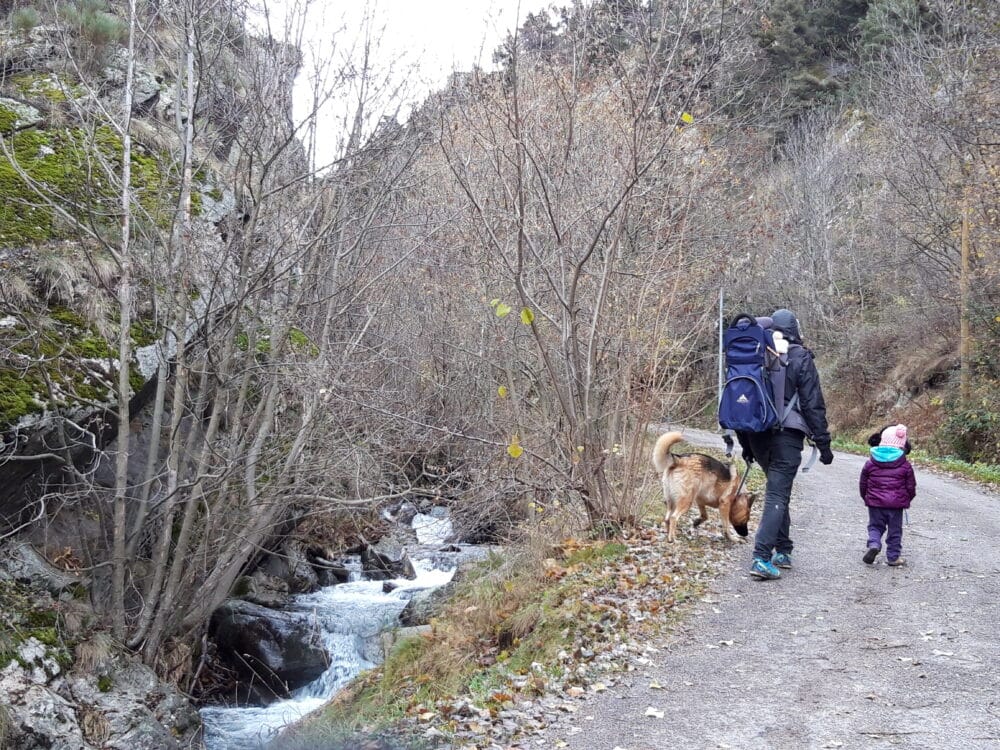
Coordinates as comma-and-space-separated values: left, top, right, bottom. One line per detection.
783, 343, 830, 447
735, 343, 831, 454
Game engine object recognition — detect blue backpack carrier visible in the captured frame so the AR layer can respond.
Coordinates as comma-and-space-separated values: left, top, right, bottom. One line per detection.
718, 314, 781, 433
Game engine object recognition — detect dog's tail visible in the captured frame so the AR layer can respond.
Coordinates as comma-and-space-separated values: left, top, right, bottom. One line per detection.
651, 431, 684, 473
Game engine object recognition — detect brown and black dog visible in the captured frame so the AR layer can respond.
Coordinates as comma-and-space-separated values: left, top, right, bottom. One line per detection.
651, 431, 756, 543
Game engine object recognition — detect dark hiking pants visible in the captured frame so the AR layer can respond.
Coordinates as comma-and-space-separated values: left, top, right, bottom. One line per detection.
867, 506, 904, 561
746, 429, 805, 561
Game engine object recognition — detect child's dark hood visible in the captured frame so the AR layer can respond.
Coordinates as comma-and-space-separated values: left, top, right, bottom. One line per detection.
771, 309, 802, 344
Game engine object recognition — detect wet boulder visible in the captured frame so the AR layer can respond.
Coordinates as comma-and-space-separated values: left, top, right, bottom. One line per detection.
210, 600, 327, 698
392, 501, 419, 525
234, 570, 290, 609
398, 581, 457, 627
306, 549, 350, 588
259, 540, 319, 594
360, 536, 416, 581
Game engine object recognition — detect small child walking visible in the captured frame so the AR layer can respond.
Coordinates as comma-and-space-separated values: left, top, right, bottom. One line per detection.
860, 424, 916, 566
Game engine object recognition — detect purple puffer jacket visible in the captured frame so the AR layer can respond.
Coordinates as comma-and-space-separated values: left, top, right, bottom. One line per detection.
860, 453, 916, 509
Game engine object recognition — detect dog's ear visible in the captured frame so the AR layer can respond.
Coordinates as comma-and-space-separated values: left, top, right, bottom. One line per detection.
730, 493, 752, 525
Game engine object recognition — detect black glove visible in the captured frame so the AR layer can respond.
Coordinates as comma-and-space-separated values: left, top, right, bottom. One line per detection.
742, 446, 755, 465
819, 444, 834, 465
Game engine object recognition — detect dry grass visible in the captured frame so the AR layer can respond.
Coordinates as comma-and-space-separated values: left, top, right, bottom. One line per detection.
74, 631, 113, 675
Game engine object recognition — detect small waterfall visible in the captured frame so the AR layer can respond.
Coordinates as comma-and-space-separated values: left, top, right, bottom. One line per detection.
411, 511, 453, 546
200, 519, 461, 749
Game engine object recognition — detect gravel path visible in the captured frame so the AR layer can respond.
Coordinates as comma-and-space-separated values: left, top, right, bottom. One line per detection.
549, 429, 1000, 750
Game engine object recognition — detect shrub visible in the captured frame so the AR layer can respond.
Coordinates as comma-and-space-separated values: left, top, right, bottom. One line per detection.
941, 396, 1000, 464
859, 0, 940, 56
11, 6, 40, 36
58, 0, 126, 65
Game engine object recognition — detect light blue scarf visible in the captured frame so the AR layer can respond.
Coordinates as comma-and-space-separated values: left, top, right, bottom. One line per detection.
870, 446, 903, 463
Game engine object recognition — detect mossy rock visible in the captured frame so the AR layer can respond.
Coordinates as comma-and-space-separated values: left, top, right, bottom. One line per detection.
10, 72, 84, 103
0, 303, 153, 425
0, 579, 73, 671
0, 97, 43, 132
0, 121, 177, 245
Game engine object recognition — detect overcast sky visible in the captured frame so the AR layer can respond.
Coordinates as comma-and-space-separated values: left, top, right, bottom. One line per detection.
261, 0, 555, 167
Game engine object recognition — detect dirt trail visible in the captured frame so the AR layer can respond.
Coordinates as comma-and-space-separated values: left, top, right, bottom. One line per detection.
548, 428, 1000, 750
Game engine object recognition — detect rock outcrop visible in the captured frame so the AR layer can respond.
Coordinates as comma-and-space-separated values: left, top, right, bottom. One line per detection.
0, 637, 201, 750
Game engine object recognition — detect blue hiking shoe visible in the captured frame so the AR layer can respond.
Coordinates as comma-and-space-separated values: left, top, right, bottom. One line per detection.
749, 557, 781, 580
771, 552, 792, 569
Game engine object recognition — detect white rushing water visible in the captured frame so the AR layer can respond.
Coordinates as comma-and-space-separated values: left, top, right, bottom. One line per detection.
200, 514, 458, 749
411, 512, 454, 546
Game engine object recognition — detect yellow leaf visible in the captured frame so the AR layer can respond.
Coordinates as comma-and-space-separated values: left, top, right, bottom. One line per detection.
520, 307, 535, 325
495, 302, 512, 318
680, 111, 694, 124
507, 435, 523, 458
489, 298, 500, 307
497, 385, 508, 398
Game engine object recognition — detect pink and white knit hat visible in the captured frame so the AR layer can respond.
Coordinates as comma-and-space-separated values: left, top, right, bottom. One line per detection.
880, 424, 908, 449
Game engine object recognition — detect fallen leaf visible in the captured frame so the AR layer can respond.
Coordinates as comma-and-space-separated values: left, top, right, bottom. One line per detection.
649, 681, 663, 689
644, 706, 664, 718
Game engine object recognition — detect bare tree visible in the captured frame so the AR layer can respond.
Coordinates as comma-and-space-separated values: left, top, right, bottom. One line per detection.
423, 0, 760, 530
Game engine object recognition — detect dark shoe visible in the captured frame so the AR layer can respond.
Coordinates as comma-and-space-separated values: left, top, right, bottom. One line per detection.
771, 552, 792, 569
887, 557, 906, 567
863, 546, 880, 565
749, 558, 781, 580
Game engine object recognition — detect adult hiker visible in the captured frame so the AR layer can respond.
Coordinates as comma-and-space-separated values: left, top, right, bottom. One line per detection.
737, 308, 833, 580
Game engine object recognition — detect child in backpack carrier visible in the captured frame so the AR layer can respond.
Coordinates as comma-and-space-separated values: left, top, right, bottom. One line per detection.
859, 424, 916, 566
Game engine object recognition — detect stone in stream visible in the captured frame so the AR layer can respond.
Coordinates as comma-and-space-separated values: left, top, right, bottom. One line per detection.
210, 600, 328, 699
360, 536, 417, 580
